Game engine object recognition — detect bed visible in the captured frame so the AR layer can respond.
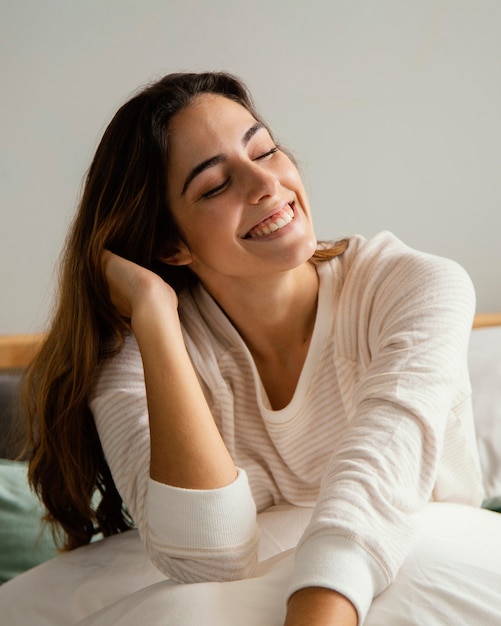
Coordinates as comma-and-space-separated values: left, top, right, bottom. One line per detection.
0, 316, 500, 625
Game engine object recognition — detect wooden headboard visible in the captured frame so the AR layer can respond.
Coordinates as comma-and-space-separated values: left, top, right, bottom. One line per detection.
0, 334, 45, 370
1, 313, 501, 370
472, 313, 501, 329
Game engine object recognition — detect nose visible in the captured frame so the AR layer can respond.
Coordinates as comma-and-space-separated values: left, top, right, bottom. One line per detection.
244, 162, 279, 204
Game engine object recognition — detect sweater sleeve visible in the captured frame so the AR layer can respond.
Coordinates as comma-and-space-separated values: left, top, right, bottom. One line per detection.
88, 335, 259, 583
288, 233, 479, 623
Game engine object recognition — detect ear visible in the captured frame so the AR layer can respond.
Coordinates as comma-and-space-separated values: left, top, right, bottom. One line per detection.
158, 240, 193, 266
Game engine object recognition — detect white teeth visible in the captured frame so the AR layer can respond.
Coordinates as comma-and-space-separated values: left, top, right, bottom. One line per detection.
247, 206, 294, 239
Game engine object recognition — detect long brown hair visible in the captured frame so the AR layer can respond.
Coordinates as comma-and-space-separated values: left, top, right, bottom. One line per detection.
24, 71, 348, 551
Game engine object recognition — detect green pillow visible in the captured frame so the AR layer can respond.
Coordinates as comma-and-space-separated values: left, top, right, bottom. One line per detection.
0, 459, 58, 583
482, 496, 501, 514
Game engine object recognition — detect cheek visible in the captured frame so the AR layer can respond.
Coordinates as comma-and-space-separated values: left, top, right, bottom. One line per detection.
177, 213, 227, 256
279, 157, 306, 192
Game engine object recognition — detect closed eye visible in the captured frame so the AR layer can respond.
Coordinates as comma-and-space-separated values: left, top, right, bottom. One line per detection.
201, 178, 230, 199
200, 148, 277, 199
255, 147, 278, 160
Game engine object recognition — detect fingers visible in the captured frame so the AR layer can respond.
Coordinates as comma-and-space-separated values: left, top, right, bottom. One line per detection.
100, 251, 178, 320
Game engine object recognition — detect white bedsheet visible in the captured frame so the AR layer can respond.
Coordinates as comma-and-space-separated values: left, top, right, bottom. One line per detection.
1, 503, 500, 625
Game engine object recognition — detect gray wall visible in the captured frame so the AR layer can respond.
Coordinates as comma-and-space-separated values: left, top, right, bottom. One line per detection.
1, 0, 500, 333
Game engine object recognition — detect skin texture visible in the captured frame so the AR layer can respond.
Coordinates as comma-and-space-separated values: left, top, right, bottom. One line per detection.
103, 94, 358, 625
285, 588, 358, 626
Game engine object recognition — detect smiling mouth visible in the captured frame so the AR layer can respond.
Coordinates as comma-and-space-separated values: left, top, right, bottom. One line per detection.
244, 203, 295, 239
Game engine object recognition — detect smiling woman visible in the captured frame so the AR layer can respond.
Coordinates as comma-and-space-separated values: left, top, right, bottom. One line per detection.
162, 93, 318, 306
19, 71, 493, 626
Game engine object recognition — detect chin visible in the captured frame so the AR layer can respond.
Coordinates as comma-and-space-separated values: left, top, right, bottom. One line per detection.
302, 232, 319, 260
283, 235, 318, 268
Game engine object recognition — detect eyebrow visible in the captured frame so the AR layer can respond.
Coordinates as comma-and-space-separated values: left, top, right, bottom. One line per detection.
181, 121, 264, 195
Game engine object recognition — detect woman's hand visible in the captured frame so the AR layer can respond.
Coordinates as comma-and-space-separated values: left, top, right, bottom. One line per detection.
101, 250, 178, 320
284, 588, 358, 626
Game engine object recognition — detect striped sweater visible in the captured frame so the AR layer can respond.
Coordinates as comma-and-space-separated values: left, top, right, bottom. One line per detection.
90, 231, 484, 623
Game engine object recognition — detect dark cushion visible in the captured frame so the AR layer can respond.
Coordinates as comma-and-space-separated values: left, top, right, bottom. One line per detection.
0, 370, 26, 460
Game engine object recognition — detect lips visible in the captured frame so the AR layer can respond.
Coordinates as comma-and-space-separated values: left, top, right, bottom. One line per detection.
244, 202, 295, 239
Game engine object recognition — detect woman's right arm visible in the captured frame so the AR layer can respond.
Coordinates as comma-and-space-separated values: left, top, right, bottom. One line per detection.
103, 251, 237, 490
92, 252, 259, 581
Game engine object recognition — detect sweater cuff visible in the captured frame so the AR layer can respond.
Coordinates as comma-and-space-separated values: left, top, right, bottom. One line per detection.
147, 468, 257, 549
288, 534, 387, 624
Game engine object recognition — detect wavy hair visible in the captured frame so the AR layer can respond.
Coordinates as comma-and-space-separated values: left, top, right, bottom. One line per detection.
23, 71, 348, 550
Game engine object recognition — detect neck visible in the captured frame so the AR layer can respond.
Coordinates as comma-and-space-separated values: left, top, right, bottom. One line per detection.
202, 261, 319, 361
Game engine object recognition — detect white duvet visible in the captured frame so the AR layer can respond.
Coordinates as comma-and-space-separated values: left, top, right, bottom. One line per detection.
1, 503, 500, 625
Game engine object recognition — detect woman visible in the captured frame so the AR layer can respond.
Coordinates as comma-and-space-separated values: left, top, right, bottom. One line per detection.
24, 72, 484, 625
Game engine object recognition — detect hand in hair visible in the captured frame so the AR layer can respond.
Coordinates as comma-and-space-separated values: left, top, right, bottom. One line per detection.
102, 250, 178, 320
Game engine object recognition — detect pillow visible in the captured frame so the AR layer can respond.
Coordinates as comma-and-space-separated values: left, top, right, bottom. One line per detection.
468, 326, 501, 498
0, 459, 58, 583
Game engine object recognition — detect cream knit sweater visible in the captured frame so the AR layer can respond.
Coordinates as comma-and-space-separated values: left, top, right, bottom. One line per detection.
90, 232, 484, 622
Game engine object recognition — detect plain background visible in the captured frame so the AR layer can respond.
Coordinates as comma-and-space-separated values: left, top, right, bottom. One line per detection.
1, 0, 500, 333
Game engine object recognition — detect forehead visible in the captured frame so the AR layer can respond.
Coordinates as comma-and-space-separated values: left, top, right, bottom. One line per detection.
167, 94, 258, 159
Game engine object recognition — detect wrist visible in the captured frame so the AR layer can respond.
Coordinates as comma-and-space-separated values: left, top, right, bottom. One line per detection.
130, 280, 179, 332
284, 587, 358, 626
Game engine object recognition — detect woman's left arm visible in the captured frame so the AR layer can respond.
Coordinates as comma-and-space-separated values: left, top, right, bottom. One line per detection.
288, 243, 482, 624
